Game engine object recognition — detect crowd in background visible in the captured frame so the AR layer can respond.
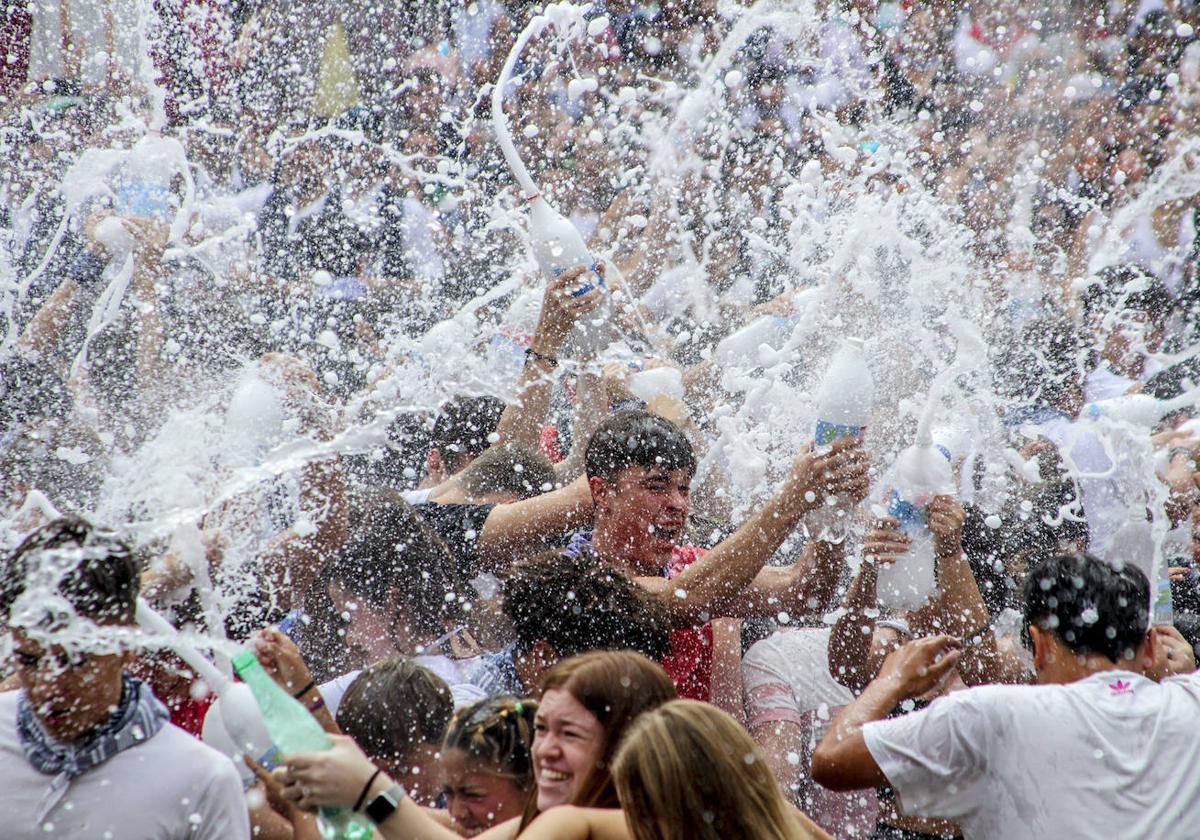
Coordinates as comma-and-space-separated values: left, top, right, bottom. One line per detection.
3, 0, 1200, 838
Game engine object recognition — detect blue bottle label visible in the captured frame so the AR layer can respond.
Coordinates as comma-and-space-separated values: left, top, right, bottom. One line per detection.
815, 420, 864, 447
887, 489, 933, 532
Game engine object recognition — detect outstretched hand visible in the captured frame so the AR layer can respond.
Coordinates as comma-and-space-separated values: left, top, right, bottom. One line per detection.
874, 634, 962, 700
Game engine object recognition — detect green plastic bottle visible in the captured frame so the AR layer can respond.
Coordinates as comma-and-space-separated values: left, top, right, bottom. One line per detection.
231, 651, 373, 840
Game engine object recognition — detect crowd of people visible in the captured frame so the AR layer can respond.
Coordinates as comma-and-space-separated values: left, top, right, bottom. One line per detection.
3, 0, 1200, 838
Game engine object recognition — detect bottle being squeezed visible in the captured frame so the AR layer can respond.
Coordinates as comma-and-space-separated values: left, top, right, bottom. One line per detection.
808, 337, 874, 542
527, 194, 613, 357
232, 652, 373, 839
877, 432, 955, 610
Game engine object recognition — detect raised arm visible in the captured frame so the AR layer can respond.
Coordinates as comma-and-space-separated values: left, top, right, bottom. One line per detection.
476, 474, 595, 568
495, 264, 604, 453
812, 635, 961, 792
636, 439, 870, 626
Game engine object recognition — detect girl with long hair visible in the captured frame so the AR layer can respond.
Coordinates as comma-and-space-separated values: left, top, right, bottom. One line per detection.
516, 700, 831, 840
277, 650, 677, 839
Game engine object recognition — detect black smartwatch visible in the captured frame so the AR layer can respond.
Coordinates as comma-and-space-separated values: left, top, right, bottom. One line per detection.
364, 783, 407, 825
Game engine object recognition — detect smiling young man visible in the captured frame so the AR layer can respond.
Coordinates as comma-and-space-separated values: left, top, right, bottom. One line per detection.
812, 551, 1200, 839
569, 410, 870, 700
0, 516, 249, 839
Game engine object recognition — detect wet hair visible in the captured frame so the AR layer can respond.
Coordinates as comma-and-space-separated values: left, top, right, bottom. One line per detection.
297, 489, 468, 680
518, 651, 677, 829
457, 444, 557, 501
443, 695, 537, 787
503, 549, 672, 661
1021, 552, 1150, 663
584, 410, 696, 484
430, 396, 505, 470
337, 658, 453, 769
992, 304, 1084, 409
1, 515, 140, 626
1082, 264, 1173, 327
613, 700, 811, 840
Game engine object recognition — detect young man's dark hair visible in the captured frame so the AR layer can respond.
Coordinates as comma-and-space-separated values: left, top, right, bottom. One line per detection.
503, 548, 671, 662
457, 443, 557, 501
1, 515, 140, 626
1082, 264, 1173, 327
992, 304, 1085, 411
336, 657, 453, 778
430, 395, 505, 471
297, 490, 468, 680
1021, 551, 1150, 663
584, 410, 696, 484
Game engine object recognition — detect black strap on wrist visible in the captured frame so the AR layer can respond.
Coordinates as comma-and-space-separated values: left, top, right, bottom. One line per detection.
354, 768, 383, 812
524, 346, 558, 368
291, 680, 315, 700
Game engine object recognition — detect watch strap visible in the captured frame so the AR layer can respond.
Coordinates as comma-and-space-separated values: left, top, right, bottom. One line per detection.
364, 782, 407, 825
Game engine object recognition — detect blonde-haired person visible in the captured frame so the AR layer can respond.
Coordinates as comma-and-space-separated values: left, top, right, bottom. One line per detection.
275, 651, 676, 839
517, 700, 831, 840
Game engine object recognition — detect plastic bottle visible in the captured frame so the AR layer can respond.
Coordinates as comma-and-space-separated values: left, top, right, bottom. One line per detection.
805, 338, 873, 542
232, 652, 373, 840
528, 195, 613, 355
813, 337, 874, 452
202, 682, 284, 787
134, 600, 276, 787
714, 315, 795, 368
1083, 391, 1196, 427
877, 433, 955, 610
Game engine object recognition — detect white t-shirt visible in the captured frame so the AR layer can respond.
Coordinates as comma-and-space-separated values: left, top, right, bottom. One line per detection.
863, 671, 1200, 839
0, 691, 249, 839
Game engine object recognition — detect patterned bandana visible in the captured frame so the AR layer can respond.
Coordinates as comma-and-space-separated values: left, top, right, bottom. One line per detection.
16, 673, 169, 822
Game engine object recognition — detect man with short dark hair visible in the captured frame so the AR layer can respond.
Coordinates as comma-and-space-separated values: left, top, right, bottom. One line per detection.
574, 409, 869, 699
465, 549, 672, 697
812, 551, 1200, 838
0, 516, 249, 838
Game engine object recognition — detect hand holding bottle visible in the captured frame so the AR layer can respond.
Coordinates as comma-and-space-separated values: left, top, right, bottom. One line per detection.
785, 438, 871, 518
276, 734, 381, 811
251, 626, 317, 698
926, 496, 966, 559
862, 516, 908, 569
531, 263, 606, 359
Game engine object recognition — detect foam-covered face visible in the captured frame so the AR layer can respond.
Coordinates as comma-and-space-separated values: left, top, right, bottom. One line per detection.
531, 689, 604, 812
440, 747, 529, 836
592, 465, 691, 574
13, 628, 126, 743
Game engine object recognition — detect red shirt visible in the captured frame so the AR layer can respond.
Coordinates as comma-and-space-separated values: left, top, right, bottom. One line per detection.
662, 545, 714, 702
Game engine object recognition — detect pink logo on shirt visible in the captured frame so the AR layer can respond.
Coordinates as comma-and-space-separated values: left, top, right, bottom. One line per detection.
1109, 679, 1133, 696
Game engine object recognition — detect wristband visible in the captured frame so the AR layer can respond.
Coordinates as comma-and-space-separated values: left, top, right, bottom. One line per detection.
292, 680, 315, 700
525, 347, 558, 368
354, 768, 383, 812
307, 694, 326, 713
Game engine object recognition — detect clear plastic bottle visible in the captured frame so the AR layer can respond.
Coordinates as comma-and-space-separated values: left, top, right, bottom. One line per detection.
1083, 391, 1196, 427
808, 337, 874, 542
202, 682, 283, 787
528, 195, 613, 357
877, 435, 954, 610
232, 652, 373, 839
